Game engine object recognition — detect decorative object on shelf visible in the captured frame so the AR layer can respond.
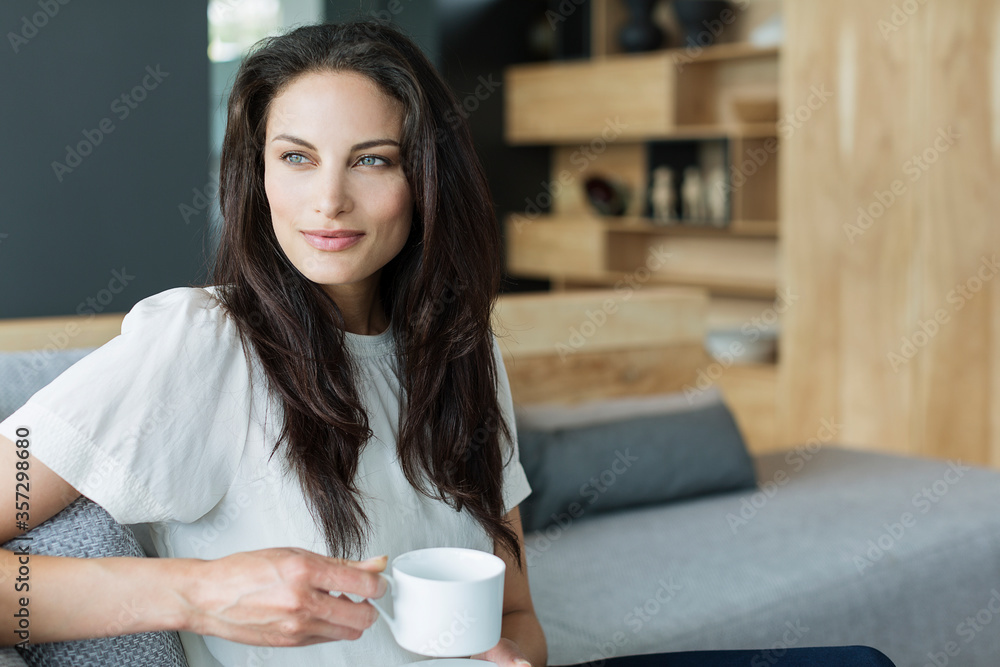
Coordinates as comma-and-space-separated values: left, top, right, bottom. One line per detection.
704, 164, 728, 226
584, 175, 630, 216
749, 12, 783, 47
619, 0, 664, 53
672, 0, 734, 48
649, 165, 677, 225
705, 326, 778, 364
681, 166, 707, 222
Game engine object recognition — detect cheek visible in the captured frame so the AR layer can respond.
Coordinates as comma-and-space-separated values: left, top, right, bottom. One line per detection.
264, 169, 300, 225
373, 179, 413, 230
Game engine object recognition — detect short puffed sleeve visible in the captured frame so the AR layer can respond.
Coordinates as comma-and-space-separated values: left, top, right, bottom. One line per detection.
0, 287, 252, 525
491, 334, 532, 514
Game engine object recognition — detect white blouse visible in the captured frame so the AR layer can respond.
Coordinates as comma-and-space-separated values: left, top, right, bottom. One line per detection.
0, 286, 532, 666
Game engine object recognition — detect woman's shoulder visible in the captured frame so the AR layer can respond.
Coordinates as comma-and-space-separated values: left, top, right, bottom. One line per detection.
123, 284, 227, 322
121, 285, 239, 347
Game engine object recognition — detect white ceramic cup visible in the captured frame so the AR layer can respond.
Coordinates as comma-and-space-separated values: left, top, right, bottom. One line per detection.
369, 547, 505, 658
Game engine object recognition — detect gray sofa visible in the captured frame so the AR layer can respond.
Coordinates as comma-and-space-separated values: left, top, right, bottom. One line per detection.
3, 347, 1000, 667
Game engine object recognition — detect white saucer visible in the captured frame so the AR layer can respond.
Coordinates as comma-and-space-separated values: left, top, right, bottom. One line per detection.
397, 660, 498, 666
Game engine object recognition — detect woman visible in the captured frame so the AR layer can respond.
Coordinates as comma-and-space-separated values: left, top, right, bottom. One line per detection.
1, 19, 895, 667
1, 19, 543, 667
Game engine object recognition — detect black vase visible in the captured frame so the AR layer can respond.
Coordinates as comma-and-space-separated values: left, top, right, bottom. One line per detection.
619, 0, 664, 53
673, 0, 733, 48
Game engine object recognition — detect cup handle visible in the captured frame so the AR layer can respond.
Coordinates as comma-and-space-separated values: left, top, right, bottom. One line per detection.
368, 573, 396, 632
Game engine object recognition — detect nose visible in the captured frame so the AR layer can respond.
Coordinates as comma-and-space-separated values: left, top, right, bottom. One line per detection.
315, 167, 353, 219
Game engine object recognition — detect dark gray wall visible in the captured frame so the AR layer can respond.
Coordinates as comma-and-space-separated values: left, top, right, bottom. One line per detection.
0, 2, 210, 318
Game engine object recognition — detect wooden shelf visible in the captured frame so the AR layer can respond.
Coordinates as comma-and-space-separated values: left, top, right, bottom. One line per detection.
505, 213, 777, 298
604, 216, 778, 238
505, 44, 779, 145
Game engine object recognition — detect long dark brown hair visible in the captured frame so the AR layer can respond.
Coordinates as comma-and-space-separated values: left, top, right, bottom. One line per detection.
205, 20, 519, 564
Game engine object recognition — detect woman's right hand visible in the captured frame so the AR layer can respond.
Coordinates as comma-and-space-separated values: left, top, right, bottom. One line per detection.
178, 547, 388, 648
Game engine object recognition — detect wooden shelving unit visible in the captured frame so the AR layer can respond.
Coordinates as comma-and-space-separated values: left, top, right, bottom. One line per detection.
501, 0, 783, 450
502, 30, 780, 297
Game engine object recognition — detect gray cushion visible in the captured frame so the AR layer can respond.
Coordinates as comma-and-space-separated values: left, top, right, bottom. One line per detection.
0, 650, 28, 667
516, 398, 756, 532
2, 497, 188, 666
526, 446, 1000, 667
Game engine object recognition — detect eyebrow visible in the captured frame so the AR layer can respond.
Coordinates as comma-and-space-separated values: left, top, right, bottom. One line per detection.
270, 134, 400, 152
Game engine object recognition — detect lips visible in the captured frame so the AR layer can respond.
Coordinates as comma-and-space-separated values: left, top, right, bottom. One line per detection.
302, 229, 364, 238
301, 230, 364, 251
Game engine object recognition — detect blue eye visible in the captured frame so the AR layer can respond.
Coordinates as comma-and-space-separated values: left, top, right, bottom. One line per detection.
357, 155, 389, 167
281, 152, 307, 165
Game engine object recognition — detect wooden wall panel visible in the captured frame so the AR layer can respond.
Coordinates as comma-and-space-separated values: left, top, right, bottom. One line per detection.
836, 1, 918, 455
914, 1, 999, 465
781, 0, 1000, 469
778, 0, 846, 449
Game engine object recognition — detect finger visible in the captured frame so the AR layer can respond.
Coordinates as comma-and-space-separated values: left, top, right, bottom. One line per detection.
257, 595, 377, 646
320, 561, 388, 598
260, 621, 363, 648
308, 591, 381, 633
342, 555, 388, 572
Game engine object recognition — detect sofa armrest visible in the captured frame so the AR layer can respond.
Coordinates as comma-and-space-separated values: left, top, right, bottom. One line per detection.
0, 649, 28, 667
1, 496, 188, 666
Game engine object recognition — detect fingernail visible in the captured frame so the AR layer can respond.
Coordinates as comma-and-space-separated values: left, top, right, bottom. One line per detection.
514, 661, 532, 666
362, 555, 388, 564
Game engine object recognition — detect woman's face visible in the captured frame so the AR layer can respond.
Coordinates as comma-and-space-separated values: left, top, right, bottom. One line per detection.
263, 70, 412, 305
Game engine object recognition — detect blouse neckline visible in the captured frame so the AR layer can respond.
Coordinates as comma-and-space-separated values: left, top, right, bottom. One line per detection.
343, 320, 396, 358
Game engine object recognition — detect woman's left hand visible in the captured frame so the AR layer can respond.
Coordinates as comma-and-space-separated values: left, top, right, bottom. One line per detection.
471, 637, 533, 666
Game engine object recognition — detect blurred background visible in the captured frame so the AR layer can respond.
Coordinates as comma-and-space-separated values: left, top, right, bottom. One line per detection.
1, 0, 997, 468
